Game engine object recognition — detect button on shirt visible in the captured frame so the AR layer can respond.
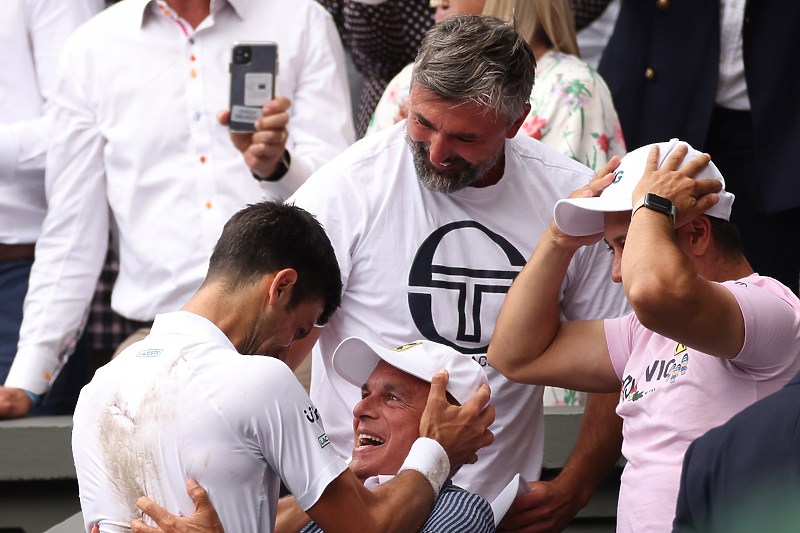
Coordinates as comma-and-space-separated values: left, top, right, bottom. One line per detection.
7, 0, 354, 394
0, 0, 102, 244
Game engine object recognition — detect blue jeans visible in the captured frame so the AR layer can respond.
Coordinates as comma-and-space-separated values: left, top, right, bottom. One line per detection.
0, 259, 33, 384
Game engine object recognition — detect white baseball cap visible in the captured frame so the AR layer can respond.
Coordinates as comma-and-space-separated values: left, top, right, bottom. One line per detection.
554, 139, 736, 236
332, 337, 488, 406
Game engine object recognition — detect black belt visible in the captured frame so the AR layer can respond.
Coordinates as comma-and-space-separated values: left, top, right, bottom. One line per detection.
0, 243, 36, 264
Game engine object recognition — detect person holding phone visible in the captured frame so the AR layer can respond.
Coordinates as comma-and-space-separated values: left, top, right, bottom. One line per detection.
0, 0, 355, 418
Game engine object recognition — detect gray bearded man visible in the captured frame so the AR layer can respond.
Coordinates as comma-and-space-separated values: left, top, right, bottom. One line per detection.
281, 14, 629, 531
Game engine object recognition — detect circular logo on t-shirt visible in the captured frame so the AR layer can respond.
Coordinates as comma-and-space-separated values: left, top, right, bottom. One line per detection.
408, 221, 526, 355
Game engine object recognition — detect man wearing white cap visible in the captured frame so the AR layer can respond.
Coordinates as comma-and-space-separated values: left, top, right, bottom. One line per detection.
273, 337, 495, 533
488, 140, 800, 533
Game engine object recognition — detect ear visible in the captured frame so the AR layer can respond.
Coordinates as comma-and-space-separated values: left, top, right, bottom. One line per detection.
506, 103, 532, 139
266, 268, 298, 308
676, 215, 711, 258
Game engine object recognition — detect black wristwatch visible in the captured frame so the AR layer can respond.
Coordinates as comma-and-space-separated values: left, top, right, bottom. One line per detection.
632, 193, 676, 226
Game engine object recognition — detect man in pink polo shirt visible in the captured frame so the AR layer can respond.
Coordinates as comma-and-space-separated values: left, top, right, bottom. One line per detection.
488, 139, 800, 533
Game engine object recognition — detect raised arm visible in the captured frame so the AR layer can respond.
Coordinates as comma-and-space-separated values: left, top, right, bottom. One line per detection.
487, 173, 620, 393
622, 145, 746, 359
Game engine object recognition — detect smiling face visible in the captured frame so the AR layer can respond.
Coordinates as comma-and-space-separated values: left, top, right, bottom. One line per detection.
349, 361, 431, 481
405, 85, 516, 192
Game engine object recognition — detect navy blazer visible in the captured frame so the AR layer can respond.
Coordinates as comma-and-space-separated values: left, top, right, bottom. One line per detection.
672, 369, 800, 532
598, 0, 800, 213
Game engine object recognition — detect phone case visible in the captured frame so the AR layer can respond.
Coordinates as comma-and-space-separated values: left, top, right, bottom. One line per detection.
229, 42, 278, 133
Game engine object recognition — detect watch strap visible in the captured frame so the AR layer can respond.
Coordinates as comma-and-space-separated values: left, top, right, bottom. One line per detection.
632, 193, 676, 226
252, 150, 291, 182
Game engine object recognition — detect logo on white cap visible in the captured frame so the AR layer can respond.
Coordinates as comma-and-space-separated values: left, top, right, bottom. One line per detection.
553, 139, 735, 237
332, 337, 488, 406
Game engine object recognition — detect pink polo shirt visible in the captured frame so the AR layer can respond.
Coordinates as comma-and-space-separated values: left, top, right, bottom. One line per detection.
605, 274, 800, 533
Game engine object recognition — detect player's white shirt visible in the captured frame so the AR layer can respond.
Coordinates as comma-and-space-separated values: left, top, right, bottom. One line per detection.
289, 122, 629, 500
73, 312, 346, 533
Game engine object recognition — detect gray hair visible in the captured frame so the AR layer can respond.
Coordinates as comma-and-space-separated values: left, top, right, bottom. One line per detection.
411, 14, 536, 124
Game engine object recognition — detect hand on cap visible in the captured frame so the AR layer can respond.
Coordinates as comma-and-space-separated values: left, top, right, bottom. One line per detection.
132, 479, 223, 533
217, 96, 291, 179
632, 145, 721, 228
545, 156, 621, 251
419, 370, 494, 478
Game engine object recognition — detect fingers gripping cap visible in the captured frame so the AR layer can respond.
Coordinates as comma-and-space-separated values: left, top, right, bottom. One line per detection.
553, 139, 735, 236
332, 337, 488, 405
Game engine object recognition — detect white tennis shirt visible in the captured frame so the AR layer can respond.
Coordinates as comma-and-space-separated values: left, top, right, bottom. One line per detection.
73, 311, 346, 533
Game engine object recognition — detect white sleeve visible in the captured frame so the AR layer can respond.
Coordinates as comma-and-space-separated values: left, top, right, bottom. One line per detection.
0, 0, 102, 180
271, 4, 355, 196
256, 363, 347, 511
5, 34, 109, 394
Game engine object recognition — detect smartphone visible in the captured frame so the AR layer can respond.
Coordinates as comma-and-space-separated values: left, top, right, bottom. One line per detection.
228, 42, 279, 133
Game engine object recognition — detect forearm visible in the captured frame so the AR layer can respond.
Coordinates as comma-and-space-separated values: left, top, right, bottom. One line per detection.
623, 208, 696, 312
0, 120, 49, 179
367, 471, 435, 533
555, 392, 623, 509
275, 496, 312, 533
309, 469, 433, 533
489, 226, 577, 378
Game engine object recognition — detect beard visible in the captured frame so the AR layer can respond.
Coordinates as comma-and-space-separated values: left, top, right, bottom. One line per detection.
404, 131, 503, 194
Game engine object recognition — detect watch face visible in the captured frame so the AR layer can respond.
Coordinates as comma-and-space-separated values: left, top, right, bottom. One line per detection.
645, 194, 672, 211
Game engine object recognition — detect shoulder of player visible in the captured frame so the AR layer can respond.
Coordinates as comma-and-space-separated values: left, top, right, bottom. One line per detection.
207, 347, 295, 375
507, 136, 594, 200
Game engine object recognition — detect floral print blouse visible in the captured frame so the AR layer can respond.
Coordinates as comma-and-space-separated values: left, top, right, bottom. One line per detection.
366, 50, 626, 172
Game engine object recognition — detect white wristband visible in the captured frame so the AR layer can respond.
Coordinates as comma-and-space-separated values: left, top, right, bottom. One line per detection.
397, 437, 450, 498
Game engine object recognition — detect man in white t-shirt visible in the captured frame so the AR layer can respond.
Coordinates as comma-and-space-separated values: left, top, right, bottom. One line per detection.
278, 14, 629, 531
73, 201, 494, 533
488, 140, 800, 533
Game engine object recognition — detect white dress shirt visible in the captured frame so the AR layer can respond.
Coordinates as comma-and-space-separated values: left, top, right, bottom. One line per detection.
716, 0, 750, 110
0, 0, 103, 244
6, 0, 354, 394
